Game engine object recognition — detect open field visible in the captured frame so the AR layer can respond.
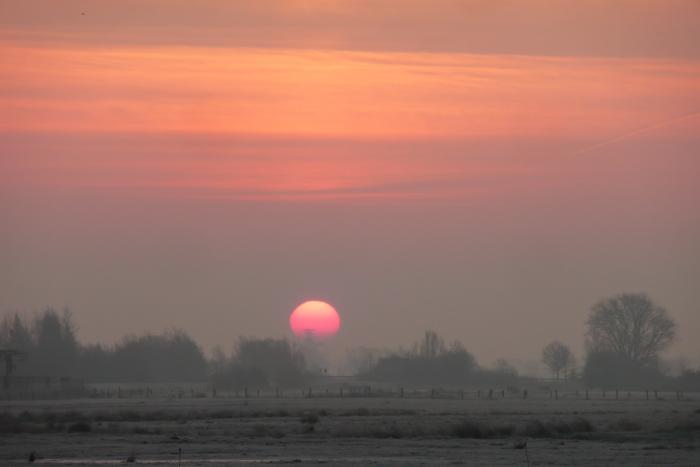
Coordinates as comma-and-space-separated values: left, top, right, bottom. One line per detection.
1, 395, 699, 466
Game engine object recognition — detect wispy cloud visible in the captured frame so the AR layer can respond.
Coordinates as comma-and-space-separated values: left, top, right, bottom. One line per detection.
574, 110, 700, 156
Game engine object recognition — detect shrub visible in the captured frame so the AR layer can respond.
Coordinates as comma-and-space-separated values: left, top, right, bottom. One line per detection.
67, 421, 91, 433
450, 420, 492, 439
609, 418, 642, 432
300, 412, 320, 425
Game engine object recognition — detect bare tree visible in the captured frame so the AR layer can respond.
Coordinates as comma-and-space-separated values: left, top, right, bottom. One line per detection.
586, 293, 676, 364
542, 341, 573, 380
417, 330, 446, 359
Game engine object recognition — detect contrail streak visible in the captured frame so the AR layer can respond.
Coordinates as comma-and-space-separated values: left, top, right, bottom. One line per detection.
574, 110, 700, 156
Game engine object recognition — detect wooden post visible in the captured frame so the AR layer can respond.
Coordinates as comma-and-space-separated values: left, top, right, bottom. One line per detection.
501, 389, 505, 399
554, 389, 558, 400
654, 390, 658, 400
645, 390, 649, 400
523, 389, 528, 399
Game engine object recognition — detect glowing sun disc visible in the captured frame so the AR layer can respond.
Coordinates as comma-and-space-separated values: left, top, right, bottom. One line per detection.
289, 300, 340, 338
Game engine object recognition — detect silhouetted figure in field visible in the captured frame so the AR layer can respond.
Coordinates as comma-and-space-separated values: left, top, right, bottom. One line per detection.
27, 451, 36, 463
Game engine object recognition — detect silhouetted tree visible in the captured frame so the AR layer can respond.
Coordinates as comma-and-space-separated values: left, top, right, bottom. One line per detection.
416, 330, 446, 359
79, 344, 111, 382
32, 308, 79, 377
542, 341, 574, 380
366, 331, 478, 385
212, 337, 307, 389
111, 330, 207, 382
587, 293, 675, 364
0, 314, 33, 353
209, 345, 227, 374
344, 347, 384, 375
493, 358, 518, 377
582, 349, 666, 389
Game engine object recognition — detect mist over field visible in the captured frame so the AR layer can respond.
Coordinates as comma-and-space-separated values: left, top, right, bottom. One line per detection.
1, 1, 699, 465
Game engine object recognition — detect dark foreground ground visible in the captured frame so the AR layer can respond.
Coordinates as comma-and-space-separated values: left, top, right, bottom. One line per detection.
1, 395, 699, 466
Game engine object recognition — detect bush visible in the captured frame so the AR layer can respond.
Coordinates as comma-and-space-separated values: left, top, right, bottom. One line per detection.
67, 421, 91, 433
609, 418, 642, 432
583, 350, 667, 389
300, 412, 320, 425
450, 420, 493, 438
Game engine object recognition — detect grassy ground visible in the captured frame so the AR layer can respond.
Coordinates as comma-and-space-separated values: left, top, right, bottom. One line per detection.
1, 396, 699, 465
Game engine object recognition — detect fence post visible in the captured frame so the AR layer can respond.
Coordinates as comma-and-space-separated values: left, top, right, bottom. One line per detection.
554, 389, 558, 400
523, 389, 528, 400
585, 389, 589, 400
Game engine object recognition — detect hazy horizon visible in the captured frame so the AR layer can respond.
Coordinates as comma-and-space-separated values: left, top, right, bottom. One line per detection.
2, 1, 699, 370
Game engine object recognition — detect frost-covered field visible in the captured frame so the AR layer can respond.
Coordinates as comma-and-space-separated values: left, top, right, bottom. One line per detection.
1, 395, 699, 465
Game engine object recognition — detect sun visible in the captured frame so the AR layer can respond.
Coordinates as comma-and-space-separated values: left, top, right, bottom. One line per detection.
289, 300, 340, 339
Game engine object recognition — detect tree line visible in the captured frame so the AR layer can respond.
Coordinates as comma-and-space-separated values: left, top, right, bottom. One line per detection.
539, 293, 697, 389
1, 292, 698, 390
0, 309, 207, 382
361, 330, 521, 387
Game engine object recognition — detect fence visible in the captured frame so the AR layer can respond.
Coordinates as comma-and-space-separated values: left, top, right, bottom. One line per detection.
1, 380, 694, 402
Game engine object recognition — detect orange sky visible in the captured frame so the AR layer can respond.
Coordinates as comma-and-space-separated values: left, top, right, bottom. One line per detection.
1, 0, 699, 366
2, 43, 699, 199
